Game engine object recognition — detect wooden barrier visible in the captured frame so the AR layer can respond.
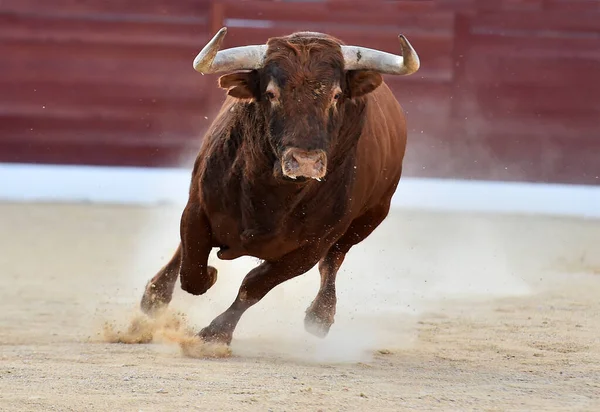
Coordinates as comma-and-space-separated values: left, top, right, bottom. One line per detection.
0, 0, 598, 184
451, 10, 600, 183
0, 0, 213, 167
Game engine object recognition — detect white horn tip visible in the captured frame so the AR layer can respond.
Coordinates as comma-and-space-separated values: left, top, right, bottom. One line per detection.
193, 26, 230, 74
398, 34, 411, 48
398, 34, 420, 74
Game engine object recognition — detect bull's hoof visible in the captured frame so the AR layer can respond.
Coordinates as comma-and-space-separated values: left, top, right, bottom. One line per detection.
304, 309, 335, 339
140, 281, 172, 317
180, 266, 218, 296
198, 325, 233, 346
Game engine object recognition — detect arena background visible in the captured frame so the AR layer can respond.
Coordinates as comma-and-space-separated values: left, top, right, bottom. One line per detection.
0, 0, 598, 214
2, 2, 600, 410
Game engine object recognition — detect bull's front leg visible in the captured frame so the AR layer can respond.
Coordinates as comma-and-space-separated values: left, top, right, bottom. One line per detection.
197, 245, 322, 345
139, 201, 216, 316
178, 201, 218, 296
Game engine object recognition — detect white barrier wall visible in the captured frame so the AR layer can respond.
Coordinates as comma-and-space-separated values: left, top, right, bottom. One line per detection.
1, 163, 599, 219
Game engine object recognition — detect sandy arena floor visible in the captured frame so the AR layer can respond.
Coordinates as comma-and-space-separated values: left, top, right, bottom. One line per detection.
0, 202, 599, 411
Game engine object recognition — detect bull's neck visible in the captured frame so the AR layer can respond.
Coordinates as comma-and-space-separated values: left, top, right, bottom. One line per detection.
230, 102, 278, 183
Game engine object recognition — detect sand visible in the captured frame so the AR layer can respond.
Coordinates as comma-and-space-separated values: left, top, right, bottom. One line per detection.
0, 202, 599, 411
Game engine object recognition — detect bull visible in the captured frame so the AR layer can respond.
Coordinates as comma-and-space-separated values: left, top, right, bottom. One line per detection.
140, 27, 420, 345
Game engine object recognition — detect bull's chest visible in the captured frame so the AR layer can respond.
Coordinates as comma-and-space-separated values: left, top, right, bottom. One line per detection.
204, 181, 340, 261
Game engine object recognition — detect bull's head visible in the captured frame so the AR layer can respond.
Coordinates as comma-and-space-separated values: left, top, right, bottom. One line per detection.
193, 27, 419, 182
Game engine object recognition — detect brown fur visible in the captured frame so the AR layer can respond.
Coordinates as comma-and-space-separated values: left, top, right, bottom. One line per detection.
140, 32, 408, 344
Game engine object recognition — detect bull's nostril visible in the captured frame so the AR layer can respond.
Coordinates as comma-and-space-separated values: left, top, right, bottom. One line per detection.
280, 148, 327, 181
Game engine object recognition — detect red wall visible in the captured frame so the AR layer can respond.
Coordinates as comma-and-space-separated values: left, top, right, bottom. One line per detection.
1, 0, 598, 185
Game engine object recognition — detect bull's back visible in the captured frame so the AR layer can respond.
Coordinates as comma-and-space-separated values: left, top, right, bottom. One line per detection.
352, 82, 407, 213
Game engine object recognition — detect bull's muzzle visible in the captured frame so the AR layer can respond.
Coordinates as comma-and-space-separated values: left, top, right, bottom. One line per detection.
281, 148, 327, 181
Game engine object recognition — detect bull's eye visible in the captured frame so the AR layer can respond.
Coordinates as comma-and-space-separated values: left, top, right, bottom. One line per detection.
266, 91, 276, 100
333, 92, 342, 100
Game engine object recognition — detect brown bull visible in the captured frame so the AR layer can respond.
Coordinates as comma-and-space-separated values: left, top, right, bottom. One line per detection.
140, 27, 420, 345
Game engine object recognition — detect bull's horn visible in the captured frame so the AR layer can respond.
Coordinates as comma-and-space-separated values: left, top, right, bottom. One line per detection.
341, 34, 420, 75
193, 27, 268, 74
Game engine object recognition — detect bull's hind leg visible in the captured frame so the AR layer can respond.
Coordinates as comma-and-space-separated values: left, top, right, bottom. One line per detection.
140, 201, 217, 315
303, 246, 346, 337
198, 245, 321, 345
304, 201, 392, 337
140, 244, 182, 315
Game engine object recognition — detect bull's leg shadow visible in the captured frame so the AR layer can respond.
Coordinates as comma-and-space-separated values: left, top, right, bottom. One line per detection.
140, 201, 217, 316
197, 245, 321, 345
304, 201, 392, 337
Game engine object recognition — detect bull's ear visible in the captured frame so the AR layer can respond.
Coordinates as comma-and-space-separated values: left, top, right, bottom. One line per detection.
218, 71, 259, 100
346, 70, 383, 98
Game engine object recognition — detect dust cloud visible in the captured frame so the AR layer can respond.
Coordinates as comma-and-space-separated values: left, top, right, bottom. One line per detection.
101, 187, 534, 363
102, 308, 232, 358
102, 309, 188, 345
